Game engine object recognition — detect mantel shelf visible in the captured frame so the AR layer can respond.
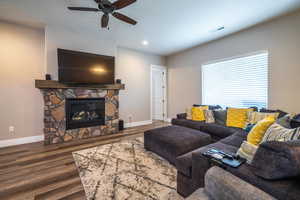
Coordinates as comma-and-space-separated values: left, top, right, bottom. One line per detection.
35, 80, 125, 90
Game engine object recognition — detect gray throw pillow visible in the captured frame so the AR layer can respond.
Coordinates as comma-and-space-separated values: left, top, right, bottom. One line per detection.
251, 140, 300, 180
213, 110, 227, 126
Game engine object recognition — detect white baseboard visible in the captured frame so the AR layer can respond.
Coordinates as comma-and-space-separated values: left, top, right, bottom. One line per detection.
0, 135, 44, 148
125, 120, 153, 128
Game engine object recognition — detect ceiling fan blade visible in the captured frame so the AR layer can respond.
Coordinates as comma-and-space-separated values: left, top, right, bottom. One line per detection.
112, 0, 137, 10
68, 7, 100, 12
101, 14, 109, 28
112, 12, 137, 25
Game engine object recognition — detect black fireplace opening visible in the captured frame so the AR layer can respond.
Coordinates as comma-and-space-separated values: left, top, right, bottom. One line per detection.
65, 98, 105, 130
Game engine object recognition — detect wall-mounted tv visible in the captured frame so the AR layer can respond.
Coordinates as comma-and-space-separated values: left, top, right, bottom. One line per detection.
58, 48, 115, 84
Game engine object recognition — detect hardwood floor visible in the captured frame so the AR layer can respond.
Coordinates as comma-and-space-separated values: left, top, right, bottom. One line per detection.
0, 121, 169, 200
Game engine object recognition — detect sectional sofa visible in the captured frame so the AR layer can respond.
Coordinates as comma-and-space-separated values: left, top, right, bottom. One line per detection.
144, 110, 300, 200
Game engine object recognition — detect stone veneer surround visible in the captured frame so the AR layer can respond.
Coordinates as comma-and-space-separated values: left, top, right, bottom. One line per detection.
41, 88, 119, 145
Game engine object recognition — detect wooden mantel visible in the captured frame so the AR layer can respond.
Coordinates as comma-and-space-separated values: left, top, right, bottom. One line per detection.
35, 80, 125, 90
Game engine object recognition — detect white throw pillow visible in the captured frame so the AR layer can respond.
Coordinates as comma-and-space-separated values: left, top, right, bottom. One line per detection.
247, 111, 279, 124
237, 141, 258, 164
204, 110, 215, 123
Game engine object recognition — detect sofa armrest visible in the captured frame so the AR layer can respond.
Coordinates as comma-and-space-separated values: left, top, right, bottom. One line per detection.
204, 166, 276, 200
177, 113, 187, 119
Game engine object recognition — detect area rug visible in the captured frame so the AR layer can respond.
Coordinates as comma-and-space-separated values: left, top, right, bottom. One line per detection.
72, 137, 183, 200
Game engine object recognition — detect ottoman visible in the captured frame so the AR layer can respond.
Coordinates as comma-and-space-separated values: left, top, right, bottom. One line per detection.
144, 125, 211, 165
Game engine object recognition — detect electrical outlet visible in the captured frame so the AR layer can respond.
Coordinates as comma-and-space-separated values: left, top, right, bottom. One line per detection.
9, 126, 15, 134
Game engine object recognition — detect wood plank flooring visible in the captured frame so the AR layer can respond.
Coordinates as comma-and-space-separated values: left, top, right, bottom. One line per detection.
0, 121, 169, 200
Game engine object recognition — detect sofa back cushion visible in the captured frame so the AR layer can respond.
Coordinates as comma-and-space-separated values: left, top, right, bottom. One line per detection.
213, 110, 227, 126
226, 108, 253, 128
251, 140, 300, 180
193, 104, 222, 110
276, 114, 295, 128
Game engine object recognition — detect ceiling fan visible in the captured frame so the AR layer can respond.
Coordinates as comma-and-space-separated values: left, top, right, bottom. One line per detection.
68, 0, 137, 28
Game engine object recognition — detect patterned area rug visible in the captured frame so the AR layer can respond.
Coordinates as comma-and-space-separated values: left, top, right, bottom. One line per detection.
73, 137, 183, 200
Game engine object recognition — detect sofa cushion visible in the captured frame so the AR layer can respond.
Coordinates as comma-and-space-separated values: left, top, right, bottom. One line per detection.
193, 104, 222, 110
251, 140, 300, 180
277, 114, 294, 128
144, 125, 211, 165
171, 118, 204, 130
213, 110, 227, 126
177, 113, 187, 119
219, 131, 247, 148
176, 140, 240, 177
199, 123, 241, 139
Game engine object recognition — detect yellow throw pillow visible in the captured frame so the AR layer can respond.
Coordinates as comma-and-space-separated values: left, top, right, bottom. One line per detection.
247, 116, 276, 146
226, 108, 253, 128
192, 106, 208, 121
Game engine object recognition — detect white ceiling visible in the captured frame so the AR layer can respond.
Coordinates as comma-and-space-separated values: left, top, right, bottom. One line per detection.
1, 0, 300, 56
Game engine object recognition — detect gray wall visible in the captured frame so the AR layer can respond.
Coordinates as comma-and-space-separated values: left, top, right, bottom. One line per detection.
167, 11, 300, 118
116, 47, 166, 123
0, 21, 45, 140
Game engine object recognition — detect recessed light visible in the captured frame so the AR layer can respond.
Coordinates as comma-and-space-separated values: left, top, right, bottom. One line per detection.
217, 26, 225, 31
142, 40, 149, 46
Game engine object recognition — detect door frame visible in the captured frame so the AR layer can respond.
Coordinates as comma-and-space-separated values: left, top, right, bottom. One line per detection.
150, 65, 167, 121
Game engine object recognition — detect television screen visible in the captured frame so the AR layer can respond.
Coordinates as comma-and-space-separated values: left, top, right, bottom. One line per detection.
58, 49, 115, 84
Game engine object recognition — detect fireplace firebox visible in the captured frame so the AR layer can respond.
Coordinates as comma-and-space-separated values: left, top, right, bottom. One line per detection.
65, 98, 105, 130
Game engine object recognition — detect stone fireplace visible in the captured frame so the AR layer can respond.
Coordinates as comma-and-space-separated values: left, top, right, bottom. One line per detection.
36, 80, 124, 145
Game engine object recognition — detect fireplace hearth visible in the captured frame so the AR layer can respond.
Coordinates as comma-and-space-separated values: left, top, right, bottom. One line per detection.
66, 98, 105, 130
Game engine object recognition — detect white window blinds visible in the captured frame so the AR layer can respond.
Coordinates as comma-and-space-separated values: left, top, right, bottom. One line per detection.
202, 51, 268, 109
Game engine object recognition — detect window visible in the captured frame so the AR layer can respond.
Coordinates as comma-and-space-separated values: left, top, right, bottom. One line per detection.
202, 51, 268, 109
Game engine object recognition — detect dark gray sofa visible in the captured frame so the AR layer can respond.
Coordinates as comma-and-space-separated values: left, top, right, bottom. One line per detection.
171, 115, 300, 200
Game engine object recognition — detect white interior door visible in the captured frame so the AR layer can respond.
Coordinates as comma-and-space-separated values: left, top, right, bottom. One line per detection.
151, 66, 166, 120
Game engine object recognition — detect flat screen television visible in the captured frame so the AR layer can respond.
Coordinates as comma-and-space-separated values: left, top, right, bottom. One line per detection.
58, 48, 115, 84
